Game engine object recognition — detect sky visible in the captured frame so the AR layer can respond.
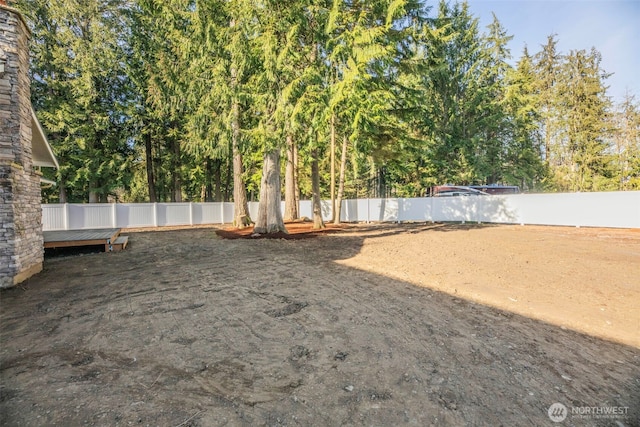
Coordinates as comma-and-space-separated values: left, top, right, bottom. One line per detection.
461, 0, 640, 104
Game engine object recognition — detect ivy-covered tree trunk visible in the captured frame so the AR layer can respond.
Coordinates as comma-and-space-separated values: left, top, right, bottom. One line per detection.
284, 133, 299, 221
254, 149, 286, 234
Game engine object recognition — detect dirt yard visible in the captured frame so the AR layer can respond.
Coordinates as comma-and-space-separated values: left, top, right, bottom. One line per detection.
1, 223, 638, 426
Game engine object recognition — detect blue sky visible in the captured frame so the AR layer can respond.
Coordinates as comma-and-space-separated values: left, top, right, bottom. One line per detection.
461, 0, 640, 103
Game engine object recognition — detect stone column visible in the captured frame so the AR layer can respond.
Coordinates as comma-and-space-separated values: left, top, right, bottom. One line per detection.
0, 4, 44, 288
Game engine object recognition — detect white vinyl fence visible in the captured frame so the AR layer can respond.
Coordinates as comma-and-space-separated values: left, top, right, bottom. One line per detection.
42, 191, 640, 231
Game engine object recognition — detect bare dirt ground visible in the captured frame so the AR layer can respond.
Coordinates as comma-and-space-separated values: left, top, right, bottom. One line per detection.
1, 223, 639, 426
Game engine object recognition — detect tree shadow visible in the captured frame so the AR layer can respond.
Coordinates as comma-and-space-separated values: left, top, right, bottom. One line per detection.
1, 226, 638, 426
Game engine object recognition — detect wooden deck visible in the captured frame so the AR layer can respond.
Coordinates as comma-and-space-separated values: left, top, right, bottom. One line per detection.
43, 228, 128, 252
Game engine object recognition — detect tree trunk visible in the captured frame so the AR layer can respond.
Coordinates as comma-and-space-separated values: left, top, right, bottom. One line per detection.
171, 138, 182, 202
145, 130, 157, 202
294, 140, 300, 215
377, 167, 386, 198
311, 147, 325, 229
329, 113, 336, 222
254, 149, 287, 234
284, 133, 299, 221
229, 26, 252, 226
232, 100, 252, 228
89, 189, 99, 203
213, 158, 222, 202
225, 140, 232, 201
154, 137, 164, 201
334, 134, 348, 225
59, 182, 67, 203
200, 183, 206, 203
202, 158, 210, 202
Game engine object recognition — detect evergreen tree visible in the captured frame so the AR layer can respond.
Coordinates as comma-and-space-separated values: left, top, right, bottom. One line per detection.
424, 1, 483, 185
181, 0, 254, 223
473, 14, 512, 184
611, 93, 640, 189
503, 48, 546, 189
250, 0, 303, 234
16, 0, 639, 219
17, 0, 134, 202
557, 48, 613, 191
533, 34, 562, 166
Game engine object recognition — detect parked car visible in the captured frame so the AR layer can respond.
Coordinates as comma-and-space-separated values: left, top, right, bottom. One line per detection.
468, 184, 520, 195
426, 185, 489, 197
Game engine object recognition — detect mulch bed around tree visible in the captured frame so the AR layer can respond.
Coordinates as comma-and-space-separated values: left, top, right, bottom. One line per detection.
215, 221, 349, 240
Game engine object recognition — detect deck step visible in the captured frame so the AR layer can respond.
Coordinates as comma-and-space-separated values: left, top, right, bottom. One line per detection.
111, 235, 129, 251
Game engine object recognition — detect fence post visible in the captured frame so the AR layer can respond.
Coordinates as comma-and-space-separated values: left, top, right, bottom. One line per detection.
220, 202, 225, 224
153, 202, 158, 227
64, 203, 69, 230
189, 202, 194, 226
429, 197, 434, 223
112, 203, 117, 228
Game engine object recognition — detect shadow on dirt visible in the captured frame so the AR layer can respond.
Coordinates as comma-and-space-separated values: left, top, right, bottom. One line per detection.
1, 225, 638, 426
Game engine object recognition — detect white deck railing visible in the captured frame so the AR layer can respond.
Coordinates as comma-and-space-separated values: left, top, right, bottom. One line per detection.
42, 191, 640, 231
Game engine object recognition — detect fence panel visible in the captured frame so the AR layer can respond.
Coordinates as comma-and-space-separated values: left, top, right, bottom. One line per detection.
297, 200, 312, 219
193, 203, 220, 225
67, 204, 113, 229
248, 201, 259, 222
156, 203, 191, 227
341, 199, 359, 222
222, 202, 234, 224
42, 204, 66, 231
500, 192, 640, 228
398, 198, 429, 222
431, 197, 477, 222
116, 203, 156, 228
477, 196, 517, 223
41, 191, 640, 231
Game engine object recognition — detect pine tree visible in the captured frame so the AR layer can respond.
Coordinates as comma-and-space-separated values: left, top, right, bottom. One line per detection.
473, 14, 513, 184
558, 48, 613, 191
182, 0, 254, 225
612, 93, 640, 189
250, 0, 304, 234
424, 0, 484, 185
533, 35, 562, 167
132, 0, 192, 202
503, 48, 546, 189
17, 0, 134, 202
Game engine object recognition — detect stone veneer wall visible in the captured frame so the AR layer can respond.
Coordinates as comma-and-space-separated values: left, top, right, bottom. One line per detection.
0, 5, 44, 288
